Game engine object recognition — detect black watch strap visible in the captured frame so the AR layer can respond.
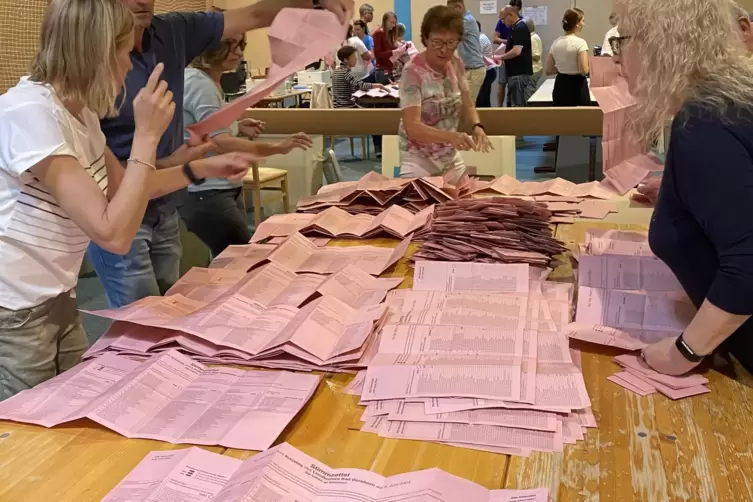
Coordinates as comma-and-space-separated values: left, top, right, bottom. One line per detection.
183, 162, 205, 185
472, 123, 485, 132
675, 333, 705, 363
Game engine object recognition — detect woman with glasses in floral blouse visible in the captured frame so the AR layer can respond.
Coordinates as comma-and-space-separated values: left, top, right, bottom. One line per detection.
398, 5, 492, 183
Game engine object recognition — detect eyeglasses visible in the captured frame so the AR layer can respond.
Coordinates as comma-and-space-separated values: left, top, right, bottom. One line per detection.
429, 38, 459, 50
223, 39, 247, 53
608, 35, 632, 56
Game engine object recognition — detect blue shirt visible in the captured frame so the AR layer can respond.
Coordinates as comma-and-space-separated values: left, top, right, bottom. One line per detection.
495, 15, 523, 41
364, 34, 374, 51
458, 11, 484, 69
102, 13, 224, 161
650, 101, 753, 371
182, 68, 240, 192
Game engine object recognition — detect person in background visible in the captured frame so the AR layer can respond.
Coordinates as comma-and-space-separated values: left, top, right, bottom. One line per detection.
359, 3, 375, 50
494, 0, 522, 106
612, 0, 753, 376
333, 45, 386, 108
633, 3, 753, 206
545, 8, 590, 106
347, 22, 374, 81
181, 35, 312, 257
399, 6, 492, 183
372, 11, 403, 158
601, 12, 620, 56
373, 11, 402, 83
393, 23, 414, 81
0, 0, 253, 400
525, 17, 543, 86
477, 20, 497, 108
446, 0, 486, 103
496, 4, 535, 107
88, 0, 353, 309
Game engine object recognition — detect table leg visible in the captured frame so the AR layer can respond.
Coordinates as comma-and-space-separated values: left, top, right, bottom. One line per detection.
588, 136, 598, 182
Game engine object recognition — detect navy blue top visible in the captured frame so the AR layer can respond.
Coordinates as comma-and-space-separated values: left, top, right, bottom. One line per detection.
650, 100, 753, 369
101, 12, 224, 210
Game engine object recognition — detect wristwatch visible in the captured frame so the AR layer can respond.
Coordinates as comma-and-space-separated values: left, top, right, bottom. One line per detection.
183, 162, 205, 185
675, 333, 705, 363
472, 123, 485, 132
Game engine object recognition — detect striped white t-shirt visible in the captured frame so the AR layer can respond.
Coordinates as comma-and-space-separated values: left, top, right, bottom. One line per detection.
0, 77, 108, 310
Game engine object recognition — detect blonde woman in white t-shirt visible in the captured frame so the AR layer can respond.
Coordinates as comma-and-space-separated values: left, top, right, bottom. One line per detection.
545, 8, 591, 106
0, 0, 254, 400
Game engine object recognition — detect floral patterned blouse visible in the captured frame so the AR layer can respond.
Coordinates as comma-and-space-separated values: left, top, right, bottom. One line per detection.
398, 53, 468, 164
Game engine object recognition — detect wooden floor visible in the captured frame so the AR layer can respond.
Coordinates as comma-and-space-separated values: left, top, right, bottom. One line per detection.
1, 222, 751, 501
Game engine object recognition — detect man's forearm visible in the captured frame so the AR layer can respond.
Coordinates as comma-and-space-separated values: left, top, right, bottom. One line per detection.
224, 0, 310, 36
498, 46, 522, 61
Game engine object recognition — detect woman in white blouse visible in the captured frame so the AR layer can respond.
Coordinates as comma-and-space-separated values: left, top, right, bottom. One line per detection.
0, 0, 253, 400
545, 8, 591, 106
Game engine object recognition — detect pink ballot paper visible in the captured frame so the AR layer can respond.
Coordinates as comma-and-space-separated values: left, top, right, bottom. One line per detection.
103, 442, 550, 502
188, 9, 347, 137
0, 350, 320, 451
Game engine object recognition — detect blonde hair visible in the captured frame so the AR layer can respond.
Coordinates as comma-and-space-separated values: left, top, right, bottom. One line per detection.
29, 0, 134, 118
616, 0, 753, 147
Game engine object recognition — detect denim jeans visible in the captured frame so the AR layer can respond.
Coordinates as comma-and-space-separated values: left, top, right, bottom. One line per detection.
87, 206, 182, 308
0, 290, 88, 400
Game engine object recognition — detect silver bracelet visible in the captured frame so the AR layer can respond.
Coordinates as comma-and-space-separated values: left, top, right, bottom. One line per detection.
127, 158, 157, 171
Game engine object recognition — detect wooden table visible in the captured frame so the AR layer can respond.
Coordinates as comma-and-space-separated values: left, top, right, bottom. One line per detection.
2, 225, 752, 501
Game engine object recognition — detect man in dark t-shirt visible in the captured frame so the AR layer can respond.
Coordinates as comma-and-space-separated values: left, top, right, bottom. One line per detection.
495, 5, 535, 106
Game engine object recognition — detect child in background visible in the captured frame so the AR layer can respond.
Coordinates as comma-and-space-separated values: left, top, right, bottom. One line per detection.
332, 45, 386, 108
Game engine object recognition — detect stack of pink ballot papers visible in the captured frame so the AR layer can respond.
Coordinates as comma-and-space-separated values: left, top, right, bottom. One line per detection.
250, 204, 433, 243
83, 261, 402, 372
608, 354, 710, 399
468, 176, 631, 222
0, 350, 320, 451
296, 172, 460, 215
102, 443, 549, 502
350, 261, 597, 456
566, 238, 696, 351
412, 197, 567, 266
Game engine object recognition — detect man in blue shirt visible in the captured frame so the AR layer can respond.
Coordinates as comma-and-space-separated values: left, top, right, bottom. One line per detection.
447, 0, 486, 103
494, 0, 522, 106
88, 0, 353, 308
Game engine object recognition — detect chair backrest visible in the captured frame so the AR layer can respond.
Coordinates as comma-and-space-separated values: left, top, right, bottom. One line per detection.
311, 82, 332, 109
326, 148, 344, 183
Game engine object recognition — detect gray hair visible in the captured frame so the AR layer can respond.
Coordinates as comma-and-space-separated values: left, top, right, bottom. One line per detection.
359, 3, 374, 15
524, 17, 535, 33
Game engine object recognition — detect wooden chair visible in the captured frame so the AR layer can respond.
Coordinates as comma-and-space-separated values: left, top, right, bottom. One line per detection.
242, 165, 290, 228
326, 136, 370, 159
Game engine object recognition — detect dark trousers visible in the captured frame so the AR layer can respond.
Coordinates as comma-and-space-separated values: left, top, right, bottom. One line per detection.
366, 69, 393, 153
552, 73, 590, 106
476, 68, 497, 108
178, 187, 251, 257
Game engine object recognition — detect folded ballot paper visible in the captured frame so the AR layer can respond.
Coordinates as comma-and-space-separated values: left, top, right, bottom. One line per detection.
82, 260, 401, 373
0, 350, 320, 451
188, 9, 348, 137
102, 443, 549, 502
608, 354, 710, 399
